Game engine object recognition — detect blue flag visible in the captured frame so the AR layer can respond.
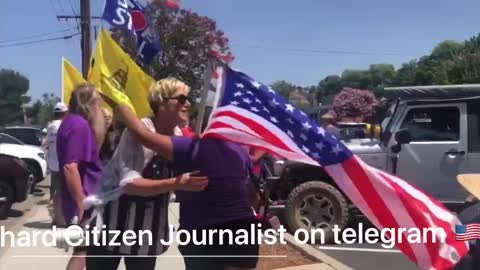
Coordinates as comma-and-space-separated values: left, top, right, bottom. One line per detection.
102, 0, 161, 64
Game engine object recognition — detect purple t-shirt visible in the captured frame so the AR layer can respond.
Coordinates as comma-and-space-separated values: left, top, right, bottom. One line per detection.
172, 137, 255, 229
56, 114, 103, 223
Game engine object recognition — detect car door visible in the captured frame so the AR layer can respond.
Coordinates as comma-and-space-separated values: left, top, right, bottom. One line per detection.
392, 103, 468, 202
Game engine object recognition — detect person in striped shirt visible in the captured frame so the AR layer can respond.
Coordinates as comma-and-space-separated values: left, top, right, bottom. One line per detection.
110, 90, 261, 270
85, 78, 208, 270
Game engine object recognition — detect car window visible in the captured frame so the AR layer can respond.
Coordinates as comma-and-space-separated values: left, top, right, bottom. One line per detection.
0, 134, 24, 145
3, 128, 42, 146
338, 125, 367, 141
400, 107, 460, 142
381, 104, 396, 132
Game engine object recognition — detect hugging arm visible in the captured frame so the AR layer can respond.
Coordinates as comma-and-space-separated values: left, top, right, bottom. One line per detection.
112, 121, 208, 197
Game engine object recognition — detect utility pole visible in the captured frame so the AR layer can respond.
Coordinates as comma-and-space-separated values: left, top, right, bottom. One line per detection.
80, 0, 91, 78
57, 5, 102, 79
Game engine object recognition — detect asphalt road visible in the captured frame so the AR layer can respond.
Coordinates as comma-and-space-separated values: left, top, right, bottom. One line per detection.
314, 216, 420, 270
0, 177, 50, 232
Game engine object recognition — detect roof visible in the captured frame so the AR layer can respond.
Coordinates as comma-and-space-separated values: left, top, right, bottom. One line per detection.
3, 125, 43, 130
384, 84, 480, 101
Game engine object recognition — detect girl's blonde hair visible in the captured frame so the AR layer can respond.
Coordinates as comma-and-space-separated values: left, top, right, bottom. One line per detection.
148, 77, 190, 114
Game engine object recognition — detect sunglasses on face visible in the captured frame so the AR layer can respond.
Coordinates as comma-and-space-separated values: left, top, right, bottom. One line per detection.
167, 94, 193, 105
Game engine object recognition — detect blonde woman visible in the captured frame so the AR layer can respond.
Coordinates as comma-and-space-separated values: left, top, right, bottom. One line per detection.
85, 78, 208, 270
56, 84, 106, 270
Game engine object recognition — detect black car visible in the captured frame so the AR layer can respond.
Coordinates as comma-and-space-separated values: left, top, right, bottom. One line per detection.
0, 154, 34, 219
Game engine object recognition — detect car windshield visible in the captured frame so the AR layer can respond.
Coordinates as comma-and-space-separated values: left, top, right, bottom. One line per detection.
3, 128, 42, 146
0, 133, 25, 145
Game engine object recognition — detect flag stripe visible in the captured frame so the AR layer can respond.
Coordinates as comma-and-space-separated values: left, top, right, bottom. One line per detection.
360, 158, 431, 268
377, 164, 469, 268
376, 173, 463, 269
324, 164, 382, 229
211, 106, 306, 154
211, 110, 294, 151
206, 106, 318, 165
339, 157, 419, 265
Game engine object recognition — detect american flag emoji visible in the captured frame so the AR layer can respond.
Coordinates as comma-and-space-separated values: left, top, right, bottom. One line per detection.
455, 224, 480, 241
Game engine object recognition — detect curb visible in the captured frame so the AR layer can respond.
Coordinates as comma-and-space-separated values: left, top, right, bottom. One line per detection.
284, 233, 353, 270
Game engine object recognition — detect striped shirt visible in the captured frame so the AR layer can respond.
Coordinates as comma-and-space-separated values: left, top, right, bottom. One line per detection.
91, 118, 181, 255
103, 157, 173, 255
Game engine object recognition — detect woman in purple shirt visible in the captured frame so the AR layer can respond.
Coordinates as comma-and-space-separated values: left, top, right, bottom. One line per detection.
112, 90, 259, 270
57, 84, 106, 270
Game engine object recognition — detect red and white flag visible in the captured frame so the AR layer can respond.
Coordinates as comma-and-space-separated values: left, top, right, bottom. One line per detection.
201, 61, 470, 270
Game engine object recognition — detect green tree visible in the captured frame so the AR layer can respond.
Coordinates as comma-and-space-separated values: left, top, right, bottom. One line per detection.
316, 75, 341, 101
341, 69, 373, 90
0, 69, 30, 125
446, 53, 480, 83
313, 35, 480, 100
394, 60, 418, 86
25, 93, 60, 126
431, 40, 464, 60
270, 80, 298, 99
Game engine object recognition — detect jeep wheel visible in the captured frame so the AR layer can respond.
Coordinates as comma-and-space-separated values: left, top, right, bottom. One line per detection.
27, 164, 41, 193
285, 181, 349, 244
0, 181, 14, 219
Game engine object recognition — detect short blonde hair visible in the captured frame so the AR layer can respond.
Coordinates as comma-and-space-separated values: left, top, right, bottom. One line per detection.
148, 77, 190, 114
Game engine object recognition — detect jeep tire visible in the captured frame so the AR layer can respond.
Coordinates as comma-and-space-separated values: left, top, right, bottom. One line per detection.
285, 181, 349, 244
26, 164, 41, 193
0, 181, 14, 219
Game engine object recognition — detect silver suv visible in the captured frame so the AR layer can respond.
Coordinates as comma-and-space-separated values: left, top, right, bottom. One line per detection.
270, 84, 480, 243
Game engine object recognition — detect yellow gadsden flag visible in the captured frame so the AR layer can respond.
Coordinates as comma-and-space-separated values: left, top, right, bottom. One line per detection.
62, 57, 86, 105
89, 29, 155, 117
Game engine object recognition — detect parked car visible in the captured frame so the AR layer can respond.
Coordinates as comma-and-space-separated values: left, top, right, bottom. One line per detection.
1, 126, 45, 147
268, 84, 480, 243
0, 133, 47, 190
0, 154, 34, 219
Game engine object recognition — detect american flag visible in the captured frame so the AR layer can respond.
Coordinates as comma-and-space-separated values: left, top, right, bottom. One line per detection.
456, 224, 480, 241
201, 62, 469, 270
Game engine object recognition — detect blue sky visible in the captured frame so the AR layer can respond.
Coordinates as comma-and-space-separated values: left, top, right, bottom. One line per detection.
1, 0, 480, 102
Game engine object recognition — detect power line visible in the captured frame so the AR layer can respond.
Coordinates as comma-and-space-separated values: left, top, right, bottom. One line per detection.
0, 33, 81, 48
233, 44, 413, 57
49, 0, 75, 42
0, 28, 78, 44
56, 0, 67, 16
68, 0, 81, 30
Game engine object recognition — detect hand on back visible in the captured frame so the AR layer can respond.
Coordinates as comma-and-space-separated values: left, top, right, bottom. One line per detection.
176, 171, 208, 192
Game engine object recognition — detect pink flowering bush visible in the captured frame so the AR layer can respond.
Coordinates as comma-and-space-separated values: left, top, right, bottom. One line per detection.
333, 88, 378, 120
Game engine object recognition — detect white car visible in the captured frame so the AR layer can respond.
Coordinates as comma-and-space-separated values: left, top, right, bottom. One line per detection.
0, 133, 47, 187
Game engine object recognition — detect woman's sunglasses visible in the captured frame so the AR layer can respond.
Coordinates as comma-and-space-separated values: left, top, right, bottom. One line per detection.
167, 94, 193, 105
